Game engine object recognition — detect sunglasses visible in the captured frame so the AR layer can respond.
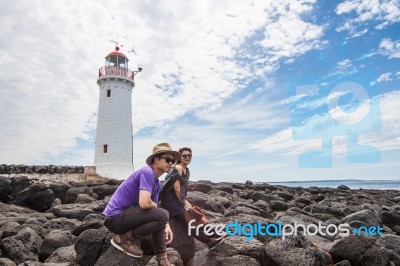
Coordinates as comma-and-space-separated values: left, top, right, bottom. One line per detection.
160, 156, 176, 164
182, 154, 192, 159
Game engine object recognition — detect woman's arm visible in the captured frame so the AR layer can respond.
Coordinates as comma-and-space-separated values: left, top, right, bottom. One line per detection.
173, 180, 184, 204
173, 178, 192, 209
173, 165, 192, 208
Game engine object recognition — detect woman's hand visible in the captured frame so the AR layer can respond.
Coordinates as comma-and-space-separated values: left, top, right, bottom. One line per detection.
185, 201, 193, 210
165, 223, 173, 245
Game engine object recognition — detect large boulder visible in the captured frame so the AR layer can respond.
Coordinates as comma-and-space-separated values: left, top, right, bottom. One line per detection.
39, 218, 82, 239
14, 183, 55, 212
341, 209, 383, 228
186, 192, 208, 208
329, 235, 376, 265
192, 183, 213, 194
72, 214, 105, 236
10, 176, 32, 198
0, 227, 42, 264
92, 185, 118, 200
263, 235, 332, 266
75, 227, 110, 266
48, 182, 71, 203
52, 201, 106, 221
211, 236, 264, 260
269, 200, 288, 211
354, 245, 400, 266
381, 210, 400, 228
94, 246, 145, 266
65, 187, 93, 204
204, 201, 225, 215
251, 192, 277, 203
375, 234, 400, 255
45, 245, 76, 264
0, 257, 17, 266
1, 222, 21, 239
52, 204, 95, 221
39, 230, 77, 261
0, 177, 12, 202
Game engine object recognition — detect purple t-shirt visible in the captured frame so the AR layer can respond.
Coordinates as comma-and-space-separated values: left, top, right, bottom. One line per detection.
103, 166, 160, 217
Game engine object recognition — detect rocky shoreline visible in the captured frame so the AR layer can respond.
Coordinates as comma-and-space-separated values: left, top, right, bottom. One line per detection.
0, 172, 400, 266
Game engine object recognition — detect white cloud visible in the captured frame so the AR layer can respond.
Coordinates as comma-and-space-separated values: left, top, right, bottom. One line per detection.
379, 38, 400, 59
336, 0, 400, 31
331, 58, 363, 76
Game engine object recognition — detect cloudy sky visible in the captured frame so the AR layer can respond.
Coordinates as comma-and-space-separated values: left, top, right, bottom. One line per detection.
1, 0, 399, 183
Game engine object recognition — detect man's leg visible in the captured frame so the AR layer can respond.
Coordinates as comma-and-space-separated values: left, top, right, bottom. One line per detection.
105, 206, 169, 256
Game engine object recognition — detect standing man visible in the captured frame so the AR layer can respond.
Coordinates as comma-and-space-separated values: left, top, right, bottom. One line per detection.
103, 143, 181, 266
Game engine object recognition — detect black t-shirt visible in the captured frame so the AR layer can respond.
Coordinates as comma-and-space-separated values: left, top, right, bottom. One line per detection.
160, 167, 189, 217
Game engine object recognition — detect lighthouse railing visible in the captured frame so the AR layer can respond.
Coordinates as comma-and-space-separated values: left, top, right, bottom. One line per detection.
98, 66, 135, 80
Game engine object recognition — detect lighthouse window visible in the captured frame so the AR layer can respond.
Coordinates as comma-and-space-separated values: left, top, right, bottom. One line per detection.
103, 144, 108, 153
107, 89, 111, 97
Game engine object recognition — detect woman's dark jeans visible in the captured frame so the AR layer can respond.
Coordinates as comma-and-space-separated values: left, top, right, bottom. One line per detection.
104, 206, 169, 254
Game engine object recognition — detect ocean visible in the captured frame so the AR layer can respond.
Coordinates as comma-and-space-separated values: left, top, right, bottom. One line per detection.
266, 179, 400, 190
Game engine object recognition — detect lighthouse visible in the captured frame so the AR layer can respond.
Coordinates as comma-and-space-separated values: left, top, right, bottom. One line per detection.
94, 46, 141, 180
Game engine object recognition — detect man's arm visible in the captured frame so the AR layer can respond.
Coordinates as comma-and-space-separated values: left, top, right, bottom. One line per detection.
139, 189, 157, 209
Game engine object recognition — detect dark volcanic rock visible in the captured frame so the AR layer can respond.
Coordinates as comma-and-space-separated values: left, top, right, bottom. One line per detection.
0, 227, 42, 264
14, 183, 55, 212
72, 214, 105, 236
381, 210, 400, 227
45, 244, 77, 264
0, 222, 21, 238
92, 185, 118, 200
75, 227, 110, 266
263, 235, 332, 266
94, 246, 145, 266
205, 200, 225, 214
10, 176, 32, 198
274, 190, 294, 201
39, 218, 82, 239
329, 235, 376, 265
193, 183, 213, 194
39, 230, 77, 261
252, 191, 277, 203
65, 187, 93, 204
0, 177, 12, 202
341, 209, 383, 228
52, 201, 107, 221
355, 245, 400, 266
48, 182, 71, 203
269, 200, 288, 211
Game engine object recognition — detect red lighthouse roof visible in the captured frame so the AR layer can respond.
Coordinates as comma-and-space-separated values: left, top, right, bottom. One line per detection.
106, 46, 127, 59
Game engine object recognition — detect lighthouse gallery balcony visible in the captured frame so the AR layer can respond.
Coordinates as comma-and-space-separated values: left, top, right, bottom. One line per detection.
98, 66, 136, 81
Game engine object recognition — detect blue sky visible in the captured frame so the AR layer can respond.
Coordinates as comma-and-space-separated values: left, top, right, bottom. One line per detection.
0, 0, 399, 182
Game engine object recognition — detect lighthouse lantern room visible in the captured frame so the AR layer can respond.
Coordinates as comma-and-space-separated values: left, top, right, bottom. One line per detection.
94, 46, 141, 180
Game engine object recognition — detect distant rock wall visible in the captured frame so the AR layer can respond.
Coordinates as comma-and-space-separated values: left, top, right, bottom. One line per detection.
0, 164, 86, 174
0, 165, 104, 183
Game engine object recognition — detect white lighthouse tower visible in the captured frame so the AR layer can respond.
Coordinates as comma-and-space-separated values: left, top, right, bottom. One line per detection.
94, 46, 141, 180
